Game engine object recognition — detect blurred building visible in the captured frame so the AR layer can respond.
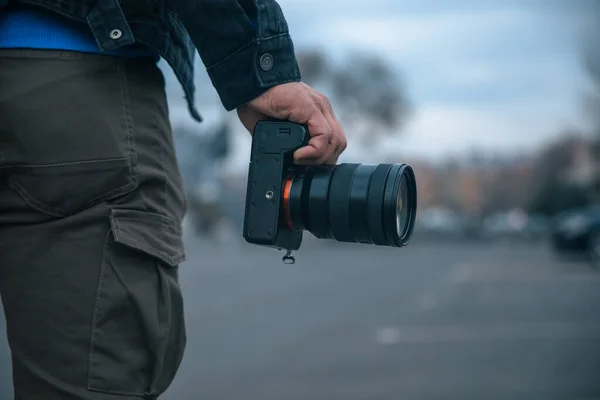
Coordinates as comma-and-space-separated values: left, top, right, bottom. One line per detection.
562, 137, 600, 203
403, 160, 438, 211
593, 141, 600, 201
457, 169, 482, 214
395, 151, 538, 216
562, 139, 594, 185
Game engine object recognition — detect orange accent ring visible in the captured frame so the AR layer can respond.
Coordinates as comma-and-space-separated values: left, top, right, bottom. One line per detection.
282, 175, 295, 230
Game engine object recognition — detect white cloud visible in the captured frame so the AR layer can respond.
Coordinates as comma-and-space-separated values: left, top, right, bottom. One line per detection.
282, 4, 588, 163
291, 7, 581, 102
296, 9, 528, 58
377, 98, 587, 161
429, 61, 500, 87
163, 0, 589, 170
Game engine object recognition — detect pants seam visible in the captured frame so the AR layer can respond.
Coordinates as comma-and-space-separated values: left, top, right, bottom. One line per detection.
87, 229, 111, 390
117, 59, 138, 186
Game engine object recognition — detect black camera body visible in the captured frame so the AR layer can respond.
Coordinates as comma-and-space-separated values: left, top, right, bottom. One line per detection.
243, 120, 309, 251
243, 120, 418, 257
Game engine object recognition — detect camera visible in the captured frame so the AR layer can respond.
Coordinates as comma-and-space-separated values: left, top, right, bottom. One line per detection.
243, 120, 417, 258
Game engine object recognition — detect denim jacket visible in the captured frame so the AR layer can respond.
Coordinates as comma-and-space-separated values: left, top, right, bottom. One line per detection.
0, 0, 302, 122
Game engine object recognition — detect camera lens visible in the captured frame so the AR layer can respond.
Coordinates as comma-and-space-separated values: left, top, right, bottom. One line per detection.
282, 163, 417, 247
397, 173, 409, 238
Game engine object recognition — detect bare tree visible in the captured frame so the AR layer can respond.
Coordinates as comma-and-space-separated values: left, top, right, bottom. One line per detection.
297, 49, 411, 149
297, 49, 329, 85
582, 41, 600, 138
480, 163, 534, 215
332, 53, 410, 129
528, 133, 591, 215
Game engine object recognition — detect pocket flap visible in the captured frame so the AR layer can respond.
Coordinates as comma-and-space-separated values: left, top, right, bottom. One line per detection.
109, 209, 185, 267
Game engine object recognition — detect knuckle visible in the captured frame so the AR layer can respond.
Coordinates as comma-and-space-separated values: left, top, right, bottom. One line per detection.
310, 89, 329, 106
319, 92, 332, 108
340, 139, 348, 151
310, 103, 322, 115
336, 136, 347, 151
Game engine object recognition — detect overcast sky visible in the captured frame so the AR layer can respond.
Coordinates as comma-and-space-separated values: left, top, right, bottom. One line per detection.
163, 0, 599, 163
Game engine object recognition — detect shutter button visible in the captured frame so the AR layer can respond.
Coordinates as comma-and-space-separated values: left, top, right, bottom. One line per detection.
259, 53, 274, 71
110, 29, 122, 40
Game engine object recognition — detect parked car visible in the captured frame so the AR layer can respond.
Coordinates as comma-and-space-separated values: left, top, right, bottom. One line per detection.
415, 208, 464, 240
481, 210, 549, 242
550, 205, 600, 266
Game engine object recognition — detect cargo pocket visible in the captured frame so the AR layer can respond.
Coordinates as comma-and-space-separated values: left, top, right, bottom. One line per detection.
88, 209, 186, 397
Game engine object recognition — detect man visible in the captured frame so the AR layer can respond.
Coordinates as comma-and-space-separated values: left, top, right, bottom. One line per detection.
0, 1, 346, 398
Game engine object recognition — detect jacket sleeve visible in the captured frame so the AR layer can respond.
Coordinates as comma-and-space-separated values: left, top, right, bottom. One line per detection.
171, 0, 302, 111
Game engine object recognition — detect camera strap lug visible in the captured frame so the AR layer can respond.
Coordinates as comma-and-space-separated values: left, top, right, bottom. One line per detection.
282, 249, 295, 264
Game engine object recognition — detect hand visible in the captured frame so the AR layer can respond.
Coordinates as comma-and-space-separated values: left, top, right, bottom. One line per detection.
236, 82, 347, 165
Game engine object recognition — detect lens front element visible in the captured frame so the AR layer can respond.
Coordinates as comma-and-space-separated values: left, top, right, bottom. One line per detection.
397, 174, 409, 238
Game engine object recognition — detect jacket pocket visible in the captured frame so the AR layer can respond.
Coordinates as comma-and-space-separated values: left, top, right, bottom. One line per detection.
88, 209, 186, 397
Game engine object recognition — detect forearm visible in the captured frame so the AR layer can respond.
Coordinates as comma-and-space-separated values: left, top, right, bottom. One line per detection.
171, 0, 302, 110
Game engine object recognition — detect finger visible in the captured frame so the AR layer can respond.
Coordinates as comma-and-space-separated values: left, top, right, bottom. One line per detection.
318, 124, 337, 165
329, 106, 347, 161
312, 92, 345, 164
291, 108, 333, 163
329, 119, 347, 164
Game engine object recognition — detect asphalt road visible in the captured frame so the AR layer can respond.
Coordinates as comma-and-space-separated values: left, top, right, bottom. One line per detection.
0, 235, 598, 399
161, 234, 600, 400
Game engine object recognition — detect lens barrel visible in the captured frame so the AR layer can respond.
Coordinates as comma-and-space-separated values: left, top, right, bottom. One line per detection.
283, 163, 417, 247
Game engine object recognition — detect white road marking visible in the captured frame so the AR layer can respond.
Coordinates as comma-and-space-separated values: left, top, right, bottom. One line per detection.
465, 273, 600, 283
447, 260, 600, 284
375, 326, 401, 345
374, 321, 600, 345
460, 261, 600, 282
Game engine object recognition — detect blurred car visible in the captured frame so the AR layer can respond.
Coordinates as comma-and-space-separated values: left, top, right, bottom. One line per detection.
481, 210, 549, 242
415, 207, 464, 239
482, 210, 526, 241
550, 205, 600, 265
523, 214, 550, 239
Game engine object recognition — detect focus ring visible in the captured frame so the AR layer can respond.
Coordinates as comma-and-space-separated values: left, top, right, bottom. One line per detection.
308, 167, 335, 238
328, 164, 359, 242
366, 164, 393, 246
349, 164, 377, 243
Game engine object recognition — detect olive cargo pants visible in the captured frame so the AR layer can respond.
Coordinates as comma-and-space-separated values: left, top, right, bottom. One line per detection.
0, 49, 187, 399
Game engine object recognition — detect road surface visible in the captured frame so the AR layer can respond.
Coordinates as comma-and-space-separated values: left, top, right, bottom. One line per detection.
163, 235, 600, 399
0, 235, 598, 399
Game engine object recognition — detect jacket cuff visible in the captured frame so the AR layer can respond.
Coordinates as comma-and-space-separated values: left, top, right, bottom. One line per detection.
206, 34, 301, 111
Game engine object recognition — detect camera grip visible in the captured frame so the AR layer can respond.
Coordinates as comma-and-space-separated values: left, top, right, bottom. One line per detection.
243, 121, 307, 249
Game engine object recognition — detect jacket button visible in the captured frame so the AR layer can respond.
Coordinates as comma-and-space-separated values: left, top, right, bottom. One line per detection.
110, 29, 122, 40
259, 53, 274, 71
